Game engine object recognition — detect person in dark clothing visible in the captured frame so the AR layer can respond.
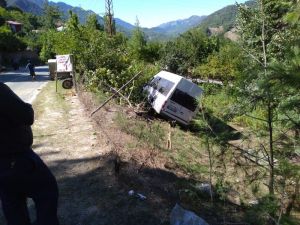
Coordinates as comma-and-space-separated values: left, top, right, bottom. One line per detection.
0, 82, 59, 225
25, 60, 36, 80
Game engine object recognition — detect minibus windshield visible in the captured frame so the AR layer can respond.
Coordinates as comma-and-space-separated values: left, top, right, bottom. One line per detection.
149, 77, 174, 96
170, 89, 198, 111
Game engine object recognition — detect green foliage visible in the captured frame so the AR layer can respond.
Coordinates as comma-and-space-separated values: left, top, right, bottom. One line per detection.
85, 14, 103, 31
215, 178, 230, 200
0, 25, 26, 51
127, 21, 147, 61
116, 113, 165, 150
42, 3, 61, 29
245, 195, 280, 225
39, 12, 161, 103
0, 7, 41, 32
84, 61, 160, 103
194, 42, 245, 81
237, 0, 294, 61
0, 6, 45, 54
197, 1, 256, 32
142, 41, 162, 63
233, 2, 300, 221
0, 14, 4, 26
22, 32, 42, 51
65, 10, 79, 31
161, 29, 219, 75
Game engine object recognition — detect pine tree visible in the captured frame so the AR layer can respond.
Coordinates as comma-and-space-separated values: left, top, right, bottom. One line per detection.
236, 0, 300, 222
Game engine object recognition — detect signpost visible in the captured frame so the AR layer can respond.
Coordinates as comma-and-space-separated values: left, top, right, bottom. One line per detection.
56, 55, 73, 73
55, 54, 74, 92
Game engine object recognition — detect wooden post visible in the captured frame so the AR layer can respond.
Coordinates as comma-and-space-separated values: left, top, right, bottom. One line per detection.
55, 71, 58, 93
167, 122, 172, 149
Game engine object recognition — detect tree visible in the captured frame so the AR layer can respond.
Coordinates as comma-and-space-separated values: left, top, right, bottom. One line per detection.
194, 42, 245, 81
42, 3, 61, 29
236, 0, 300, 222
104, 0, 115, 36
66, 10, 79, 31
161, 29, 219, 75
86, 14, 103, 31
0, 26, 26, 52
128, 18, 147, 61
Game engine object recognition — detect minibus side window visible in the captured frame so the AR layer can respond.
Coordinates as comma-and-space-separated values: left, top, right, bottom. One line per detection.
170, 89, 198, 111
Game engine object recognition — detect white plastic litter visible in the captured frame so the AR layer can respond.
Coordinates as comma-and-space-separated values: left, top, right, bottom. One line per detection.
170, 204, 209, 225
128, 190, 147, 200
128, 190, 135, 196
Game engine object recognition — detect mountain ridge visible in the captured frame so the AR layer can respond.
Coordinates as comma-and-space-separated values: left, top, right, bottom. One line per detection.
6, 0, 247, 40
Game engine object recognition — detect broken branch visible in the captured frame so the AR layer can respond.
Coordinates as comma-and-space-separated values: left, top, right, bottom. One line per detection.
91, 71, 143, 116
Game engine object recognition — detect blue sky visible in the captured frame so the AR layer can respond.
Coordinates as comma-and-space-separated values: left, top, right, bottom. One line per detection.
51, 0, 247, 28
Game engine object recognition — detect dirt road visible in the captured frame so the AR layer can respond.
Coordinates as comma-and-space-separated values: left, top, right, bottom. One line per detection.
0, 82, 171, 225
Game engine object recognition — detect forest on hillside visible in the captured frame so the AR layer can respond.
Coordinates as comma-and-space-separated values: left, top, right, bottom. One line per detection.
0, 0, 299, 224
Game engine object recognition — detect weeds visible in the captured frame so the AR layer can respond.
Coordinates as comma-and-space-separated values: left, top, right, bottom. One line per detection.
115, 113, 165, 149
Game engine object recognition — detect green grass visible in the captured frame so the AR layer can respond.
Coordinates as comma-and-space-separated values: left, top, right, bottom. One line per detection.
114, 111, 211, 180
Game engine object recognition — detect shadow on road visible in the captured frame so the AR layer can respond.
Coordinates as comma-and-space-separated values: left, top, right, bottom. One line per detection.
0, 74, 50, 83
0, 151, 247, 225
0, 66, 50, 83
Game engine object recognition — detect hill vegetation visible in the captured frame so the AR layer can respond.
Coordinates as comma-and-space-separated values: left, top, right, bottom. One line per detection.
197, 0, 256, 33
6, 0, 206, 40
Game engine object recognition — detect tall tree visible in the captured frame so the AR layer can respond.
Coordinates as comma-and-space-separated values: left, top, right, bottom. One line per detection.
104, 0, 115, 36
128, 17, 147, 61
42, 3, 61, 29
236, 0, 300, 222
86, 14, 103, 31
66, 10, 79, 31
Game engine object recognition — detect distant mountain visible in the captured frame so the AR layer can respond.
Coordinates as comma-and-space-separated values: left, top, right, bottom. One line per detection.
197, 0, 256, 33
48, 1, 104, 24
7, 0, 251, 41
158, 15, 206, 34
7, 0, 129, 32
7, 0, 44, 15
144, 15, 207, 40
115, 18, 135, 31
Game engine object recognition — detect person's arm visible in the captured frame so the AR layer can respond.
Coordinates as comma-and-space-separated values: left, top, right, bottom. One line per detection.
0, 83, 34, 126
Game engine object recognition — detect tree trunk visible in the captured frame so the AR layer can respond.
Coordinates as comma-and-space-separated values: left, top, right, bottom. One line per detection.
267, 102, 275, 195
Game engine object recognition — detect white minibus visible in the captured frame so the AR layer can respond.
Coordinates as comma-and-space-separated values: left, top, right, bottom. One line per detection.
144, 71, 203, 125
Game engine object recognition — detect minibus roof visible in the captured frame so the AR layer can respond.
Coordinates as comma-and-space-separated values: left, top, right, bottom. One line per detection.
154, 71, 183, 83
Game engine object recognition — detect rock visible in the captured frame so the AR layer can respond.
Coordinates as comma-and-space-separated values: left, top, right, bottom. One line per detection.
248, 200, 259, 206
226, 189, 241, 206
170, 204, 209, 225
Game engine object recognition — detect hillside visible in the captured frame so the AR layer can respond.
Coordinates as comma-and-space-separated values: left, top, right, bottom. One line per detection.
6, 0, 128, 32
7, 0, 44, 14
48, 1, 104, 24
6, 0, 255, 40
197, 0, 256, 32
146, 15, 207, 39
6, 0, 206, 40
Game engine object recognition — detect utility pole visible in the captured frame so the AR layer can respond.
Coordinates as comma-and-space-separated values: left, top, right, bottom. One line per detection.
105, 0, 116, 36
